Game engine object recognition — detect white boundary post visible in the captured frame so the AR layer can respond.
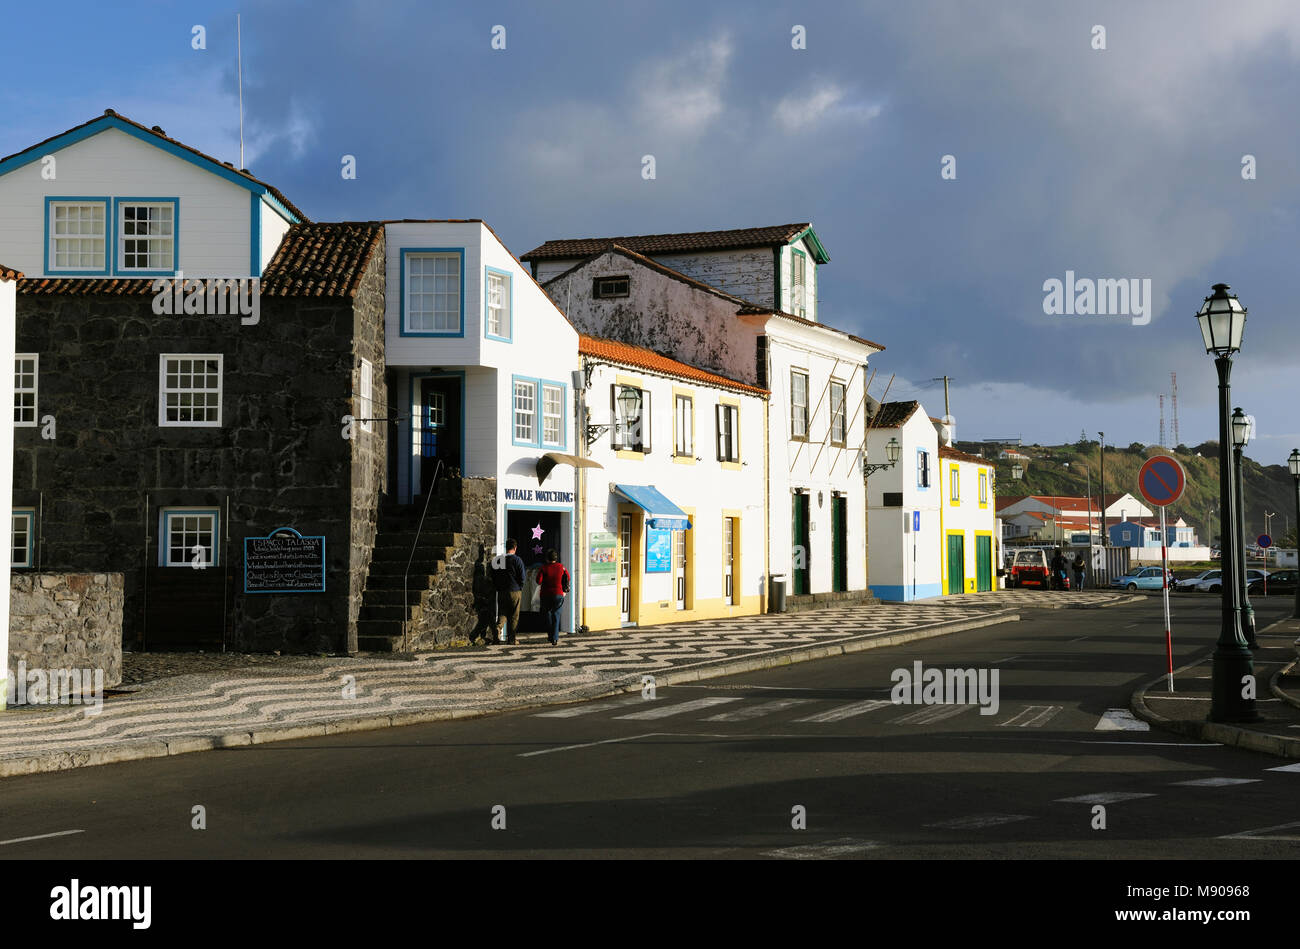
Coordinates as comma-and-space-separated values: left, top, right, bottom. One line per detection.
1161, 504, 1173, 692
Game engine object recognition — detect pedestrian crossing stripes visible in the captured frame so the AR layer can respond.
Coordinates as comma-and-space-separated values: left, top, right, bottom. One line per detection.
533, 695, 647, 718
613, 696, 742, 720
997, 705, 1062, 728
1094, 709, 1150, 731
762, 837, 879, 859
792, 699, 893, 723
1054, 792, 1156, 804
890, 704, 972, 725
703, 698, 818, 722
1172, 778, 1261, 787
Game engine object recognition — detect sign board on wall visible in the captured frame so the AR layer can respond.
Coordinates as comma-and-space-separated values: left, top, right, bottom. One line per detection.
589, 531, 617, 586
645, 528, 672, 573
244, 527, 326, 593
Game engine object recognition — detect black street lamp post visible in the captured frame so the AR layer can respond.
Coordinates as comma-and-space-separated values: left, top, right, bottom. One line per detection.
1232, 408, 1257, 648
1196, 284, 1258, 723
1289, 448, 1300, 621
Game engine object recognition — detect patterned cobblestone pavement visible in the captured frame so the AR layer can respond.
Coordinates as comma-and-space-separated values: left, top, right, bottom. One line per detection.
916, 590, 1140, 610
2, 603, 1015, 764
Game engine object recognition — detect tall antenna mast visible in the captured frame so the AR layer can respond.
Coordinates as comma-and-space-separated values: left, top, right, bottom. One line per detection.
1170, 371, 1179, 447
237, 13, 245, 169
1159, 394, 1165, 447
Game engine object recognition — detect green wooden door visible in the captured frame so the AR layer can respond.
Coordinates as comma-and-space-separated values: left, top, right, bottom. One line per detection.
975, 535, 992, 592
947, 533, 965, 595
831, 496, 847, 592
793, 494, 810, 595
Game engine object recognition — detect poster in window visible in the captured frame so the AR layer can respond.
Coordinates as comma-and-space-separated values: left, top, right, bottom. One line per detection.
645, 528, 672, 574
589, 531, 617, 587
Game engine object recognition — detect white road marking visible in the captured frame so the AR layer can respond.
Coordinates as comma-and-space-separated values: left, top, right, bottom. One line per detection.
762, 837, 880, 859
891, 704, 973, 725
614, 696, 742, 720
1219, 820, 1300, 841
1055, 792, 1157, 804
1172, 778, 1262, 787
1067, 636, 1090, 643
998, 705, 1062, 728
794, 699, 893, 723
533, 695, 646, 718
1265, 762, 1300, 772
926, 814, 1031, 829
991, 656, 1021, 664
0, 829, 85, 846
1095, 709, 1150, 731
702, 698, 817, 722
518, 733, 661, 757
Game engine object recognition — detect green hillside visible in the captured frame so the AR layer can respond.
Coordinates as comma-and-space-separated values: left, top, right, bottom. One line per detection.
967, 438, 1299, 548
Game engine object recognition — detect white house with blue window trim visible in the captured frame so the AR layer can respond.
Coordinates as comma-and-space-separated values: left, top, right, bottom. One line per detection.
383, 221, 580, 630
0, 263, 18, 707
0, 110, 301, 280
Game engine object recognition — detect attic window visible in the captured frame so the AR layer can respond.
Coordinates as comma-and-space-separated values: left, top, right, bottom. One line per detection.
594, 276, 630, 298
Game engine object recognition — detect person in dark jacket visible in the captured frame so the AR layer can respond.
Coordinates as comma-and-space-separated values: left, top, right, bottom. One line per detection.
490, 539, 527, 645
1050, 550, 1066, 591
1072, 554, 1085, 591
535, 549, 571, 646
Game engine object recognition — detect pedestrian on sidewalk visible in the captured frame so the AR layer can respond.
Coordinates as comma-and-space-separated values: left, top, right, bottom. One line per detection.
536, 549, 571, 646
490, 538, 527, 645
1072, 554, 1085, 591
1050, 549, 1066, 591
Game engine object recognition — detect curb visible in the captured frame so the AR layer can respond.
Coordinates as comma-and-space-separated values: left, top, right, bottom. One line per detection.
1131, 645, 1300, 760
0, 610, 1020, 779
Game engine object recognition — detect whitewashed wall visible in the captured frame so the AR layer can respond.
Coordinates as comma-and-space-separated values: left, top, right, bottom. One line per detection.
777, 238, 819, 320
867, 408, 943, 600
258, 197, 292, 274
0, 276, 14, 706
0, 127, 257, 278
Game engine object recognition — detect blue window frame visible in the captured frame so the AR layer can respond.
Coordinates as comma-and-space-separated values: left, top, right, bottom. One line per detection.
484, 265, 513, 342
11, 508, 36, 568
511, 374, 567, 449
44, 196, 110, 276
400, 247, 465, 337
160, 507, 220, 567
112, 197, 179, 276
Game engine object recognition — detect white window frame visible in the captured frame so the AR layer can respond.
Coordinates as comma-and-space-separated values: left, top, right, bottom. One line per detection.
594, 275, 630, 298
674, 394, 693, 456
358, 358, 374, 434
14, 353, 38, 427
159, 354, 223, 427
485, 267, 512, 340
829, 380, 846, 446
950, 466, 960, 502
117, 200, 175, 273
159, 507, 219, 567
542, 383, 563, 447
11, 509, 35, 568
717, 403, 739, 463
791, 251, 807, 318
514, 379, 537, 444
405, 251, 462, 335
48, 200, 107, 273
979, 471, 989, 504
613, 385, 651, 453
791, 370, 809, 440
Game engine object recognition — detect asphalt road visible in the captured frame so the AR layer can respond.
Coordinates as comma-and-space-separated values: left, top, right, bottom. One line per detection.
3, 595, 1298, 860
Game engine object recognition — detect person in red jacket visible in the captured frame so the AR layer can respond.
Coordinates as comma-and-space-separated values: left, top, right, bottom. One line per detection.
535, 549, 570, 646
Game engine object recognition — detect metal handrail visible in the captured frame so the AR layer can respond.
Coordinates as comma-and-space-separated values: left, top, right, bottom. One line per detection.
402, 458, 444, 653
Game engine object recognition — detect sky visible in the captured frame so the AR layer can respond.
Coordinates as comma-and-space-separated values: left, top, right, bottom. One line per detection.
4, 0, 1300, 466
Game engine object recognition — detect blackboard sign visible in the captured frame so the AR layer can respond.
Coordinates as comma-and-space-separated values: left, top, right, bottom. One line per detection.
244, 527, 326, 593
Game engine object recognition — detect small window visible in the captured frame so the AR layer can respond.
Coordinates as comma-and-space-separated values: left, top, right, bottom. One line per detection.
790, 370, 809, 440
542, 383, 564, 447
1122, 530, 1132, 541
14, 354, 37, 426
675, 394, 693, 456
357, 358, 374, 434
612, 385, 650, 453
11, 509, 35, 568
594, 275, 630, 298
979, 471, 988, 504
405, 251, 462, 334
829, 380, 846, 446
791, 250, 807, 318
918, 450, 931, 488
159, 354, 222, 427
950, 466, 960, 502
48, 200, 107, 273
160, 508, 218, 567
117, 201, 175, 272
716, 403, 739, 463
514, 380, 537, 443
486, 267, 512, 340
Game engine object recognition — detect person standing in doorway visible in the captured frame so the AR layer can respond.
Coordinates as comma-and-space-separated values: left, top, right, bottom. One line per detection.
536, 549, 571, 646
491, 539, 526, 645
1072, 554, 1085, 591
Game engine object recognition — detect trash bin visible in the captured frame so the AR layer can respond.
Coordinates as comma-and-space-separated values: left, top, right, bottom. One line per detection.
769, 574, 787, 614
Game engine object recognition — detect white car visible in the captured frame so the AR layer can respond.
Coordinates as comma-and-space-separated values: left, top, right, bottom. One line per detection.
1194, 569, 1268, 593
1174, 569, 1218, 592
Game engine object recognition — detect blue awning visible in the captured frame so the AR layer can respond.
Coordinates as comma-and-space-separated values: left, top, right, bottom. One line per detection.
613, 484, 692, 530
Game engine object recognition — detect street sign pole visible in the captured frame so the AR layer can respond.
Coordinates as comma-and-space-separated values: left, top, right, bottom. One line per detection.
1138, 454, 1186, 695
1161, 504, 1173, 692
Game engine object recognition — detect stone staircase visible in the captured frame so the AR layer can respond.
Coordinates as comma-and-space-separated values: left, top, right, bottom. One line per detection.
356, 479, 496, 651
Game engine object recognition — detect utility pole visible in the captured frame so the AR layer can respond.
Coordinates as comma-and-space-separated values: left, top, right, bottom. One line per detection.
1098, 432, 1108, 548
931, 376, 952, 419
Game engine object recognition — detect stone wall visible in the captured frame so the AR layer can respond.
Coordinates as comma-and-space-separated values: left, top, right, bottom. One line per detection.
407, 476, 498, 649
8, 572, 123, 688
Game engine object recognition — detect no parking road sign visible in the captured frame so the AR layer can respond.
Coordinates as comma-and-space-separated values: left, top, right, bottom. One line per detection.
1138, 454, 1186, 508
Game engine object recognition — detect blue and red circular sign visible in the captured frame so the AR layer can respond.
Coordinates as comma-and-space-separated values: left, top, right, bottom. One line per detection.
1138, 454, 1186, 508
1258, 534, 1273, 549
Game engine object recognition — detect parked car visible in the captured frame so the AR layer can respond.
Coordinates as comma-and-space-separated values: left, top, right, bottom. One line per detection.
1194, 569, 1268, 593
1174, 569, 1218, 592
1111, 566, 1172, 591
1009, 548, 1053, 589
1249, 570, 1296, 595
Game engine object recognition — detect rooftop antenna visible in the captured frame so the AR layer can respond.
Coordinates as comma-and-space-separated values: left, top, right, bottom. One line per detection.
237, 13, 245, 169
